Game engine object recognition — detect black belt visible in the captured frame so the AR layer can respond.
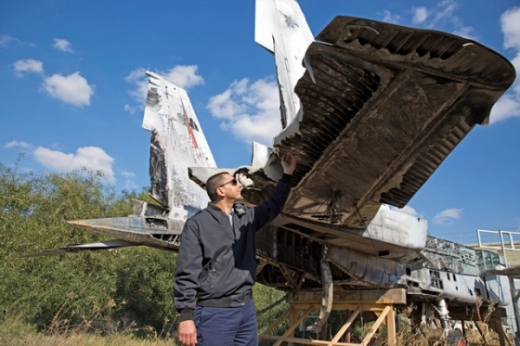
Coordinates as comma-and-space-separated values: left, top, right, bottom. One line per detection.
197, 293, 251, 308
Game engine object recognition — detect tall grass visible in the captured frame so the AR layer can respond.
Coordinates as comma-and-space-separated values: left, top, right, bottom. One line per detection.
2, 309, 516, 346
0, 296, 178, 346
0, 312, 175, 346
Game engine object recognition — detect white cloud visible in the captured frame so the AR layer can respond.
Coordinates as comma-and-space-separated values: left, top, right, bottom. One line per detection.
408, 1, 476, 40
121, 171, 134, 178
501, 7, 520, 50
121, 171, 138, 190
52, 38, 74, 53
0, 35, 34, 49
391, 205, 420, 217
382, 10, 400, 24
207, 80, 247, 120
433, 208, 462, 225
489, 7, 520, 124
452, 26, 475, 40
124, 65, 204, 113
124, 104, 138, 114
42, 72, 94, 107
125, 67, 146, 83
4, 140, 32, 149
33, 146, 115, 182
163, 65, 204, 90
412, 7, 428, 24
513, 54, 520, 83
490, 94, 520, 124
430, 0, 457, 27
0, 35, 18, 47
125, 67, 149, 106
13, 59, 44, 75
207, 77, 282, 145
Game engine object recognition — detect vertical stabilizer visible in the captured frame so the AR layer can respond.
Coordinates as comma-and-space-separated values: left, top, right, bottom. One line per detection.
142, 72, 215, 216
255, 0, 314, 128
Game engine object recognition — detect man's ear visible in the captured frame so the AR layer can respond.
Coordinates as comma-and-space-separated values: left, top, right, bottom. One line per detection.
215, 187, 225, 198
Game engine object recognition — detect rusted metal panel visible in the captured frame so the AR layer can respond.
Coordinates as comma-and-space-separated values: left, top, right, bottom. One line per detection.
265, 17, 516, 229
327, 245, 406, 287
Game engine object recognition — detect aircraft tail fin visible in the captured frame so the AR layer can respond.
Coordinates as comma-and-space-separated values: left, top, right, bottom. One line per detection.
142, 71, 215, 216
255, 0, 314, 128
21, 73, 214, 257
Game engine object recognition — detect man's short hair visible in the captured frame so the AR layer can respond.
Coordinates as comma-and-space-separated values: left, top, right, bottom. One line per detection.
206, 172, 231, 202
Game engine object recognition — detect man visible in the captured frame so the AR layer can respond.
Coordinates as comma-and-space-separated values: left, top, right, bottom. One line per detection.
174, 152, 297, 346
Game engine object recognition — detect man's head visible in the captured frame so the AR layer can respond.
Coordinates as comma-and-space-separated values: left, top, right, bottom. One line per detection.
206, 172, 243, 203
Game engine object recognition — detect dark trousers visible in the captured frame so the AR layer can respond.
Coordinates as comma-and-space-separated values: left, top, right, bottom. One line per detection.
194, 299, 258, 346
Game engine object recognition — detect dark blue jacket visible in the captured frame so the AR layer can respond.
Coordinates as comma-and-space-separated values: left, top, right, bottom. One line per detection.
174, 174, 292, 322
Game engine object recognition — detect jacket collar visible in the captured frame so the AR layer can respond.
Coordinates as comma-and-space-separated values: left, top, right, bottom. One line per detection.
206, 202, 246, 219
206, 203, 229, 223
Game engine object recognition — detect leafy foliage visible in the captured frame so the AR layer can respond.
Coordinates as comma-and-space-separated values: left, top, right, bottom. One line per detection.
0, 161, 176, 334
254, 283, 288, 332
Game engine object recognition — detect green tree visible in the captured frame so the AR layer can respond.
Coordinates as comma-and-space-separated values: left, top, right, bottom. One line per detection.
0, 161, 176, 334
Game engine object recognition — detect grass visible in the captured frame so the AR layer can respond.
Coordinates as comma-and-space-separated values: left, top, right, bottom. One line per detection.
0, 320, 513, 346
1, 309, 515, 346
0, 313, 177, 346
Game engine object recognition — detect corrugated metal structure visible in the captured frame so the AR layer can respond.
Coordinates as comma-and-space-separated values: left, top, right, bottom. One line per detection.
263, 16, 516, 229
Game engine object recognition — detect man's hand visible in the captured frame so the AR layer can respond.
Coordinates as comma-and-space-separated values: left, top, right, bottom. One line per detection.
281, 152, 297, 175
178, 320, 197, 346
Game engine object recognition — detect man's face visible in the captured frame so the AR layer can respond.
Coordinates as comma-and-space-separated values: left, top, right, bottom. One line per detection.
218, 174, 243, 200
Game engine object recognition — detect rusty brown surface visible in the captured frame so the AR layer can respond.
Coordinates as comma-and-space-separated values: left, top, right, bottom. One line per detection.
258, 16, 516, 229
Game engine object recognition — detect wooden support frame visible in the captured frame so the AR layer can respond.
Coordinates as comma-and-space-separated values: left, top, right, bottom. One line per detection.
490, 320, 514, 346
259, 289, 405, 346
450, 306, 512, 346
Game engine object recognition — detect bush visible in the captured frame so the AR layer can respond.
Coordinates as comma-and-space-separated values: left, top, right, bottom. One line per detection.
0, 161, 177, 334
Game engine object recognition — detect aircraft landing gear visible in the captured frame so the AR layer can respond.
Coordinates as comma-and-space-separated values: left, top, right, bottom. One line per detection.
446, 328, 467, 346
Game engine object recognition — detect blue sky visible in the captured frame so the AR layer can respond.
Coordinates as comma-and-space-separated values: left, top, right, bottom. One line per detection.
1, 0, 519, 245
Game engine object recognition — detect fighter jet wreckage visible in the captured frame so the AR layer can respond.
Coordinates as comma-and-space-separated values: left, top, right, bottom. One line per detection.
25, 0, 516, 343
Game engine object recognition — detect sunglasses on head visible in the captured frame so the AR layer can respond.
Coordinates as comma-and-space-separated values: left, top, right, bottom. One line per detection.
219, 178, 238, 188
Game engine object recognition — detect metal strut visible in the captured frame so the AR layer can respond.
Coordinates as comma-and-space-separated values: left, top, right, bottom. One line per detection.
306, 245, 333, 333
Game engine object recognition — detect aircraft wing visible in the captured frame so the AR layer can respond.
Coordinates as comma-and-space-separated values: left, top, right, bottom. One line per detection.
22, 215, 184, 257
235, 16, 516, 231
482, 265, 520, 278
20, 239, 134, 257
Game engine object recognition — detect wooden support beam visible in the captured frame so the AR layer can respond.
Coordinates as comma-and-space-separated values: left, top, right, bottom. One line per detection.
290, 288, 406, 305
361, 305, 391, 345
259, 288, 511, 346
329, 307, 361, 345
386, 307, 396, 346
259, 289, 403, 346
274, 305, 316, 346
262, 307, 291, 336
260, 334, 368, 345
493, 320, 506, 346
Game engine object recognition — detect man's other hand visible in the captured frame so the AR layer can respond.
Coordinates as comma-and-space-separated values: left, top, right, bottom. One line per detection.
281, 152, 297, 175
178, 320, 197, 346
